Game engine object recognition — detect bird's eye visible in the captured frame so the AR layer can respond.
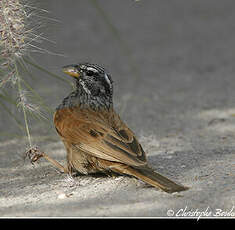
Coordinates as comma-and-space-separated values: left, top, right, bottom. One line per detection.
86, 70, 94, 76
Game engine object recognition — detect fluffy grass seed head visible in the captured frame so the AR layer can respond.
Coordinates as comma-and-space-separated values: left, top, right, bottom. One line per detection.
0, 0, 51, 86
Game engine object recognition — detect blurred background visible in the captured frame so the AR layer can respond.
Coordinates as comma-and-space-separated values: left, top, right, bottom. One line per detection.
0, 0, 235, 156
2, 0, 235, 144
1, 0, 235, 156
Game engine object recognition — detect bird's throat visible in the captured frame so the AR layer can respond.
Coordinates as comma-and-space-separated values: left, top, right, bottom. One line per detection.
56, 88, 113, 111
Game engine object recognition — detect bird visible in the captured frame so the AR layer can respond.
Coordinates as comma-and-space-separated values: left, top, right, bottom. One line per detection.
30, 63, 189, 193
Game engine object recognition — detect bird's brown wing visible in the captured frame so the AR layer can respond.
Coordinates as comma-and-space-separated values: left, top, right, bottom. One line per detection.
54, 107, 147, 167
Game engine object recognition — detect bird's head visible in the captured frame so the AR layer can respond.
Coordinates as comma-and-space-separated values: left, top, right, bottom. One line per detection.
62, 63, 113, 99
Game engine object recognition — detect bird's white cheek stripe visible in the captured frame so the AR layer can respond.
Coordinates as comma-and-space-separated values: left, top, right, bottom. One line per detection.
104, 73, 111, 87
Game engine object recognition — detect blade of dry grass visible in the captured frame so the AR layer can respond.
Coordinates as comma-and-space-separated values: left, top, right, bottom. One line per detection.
23, 57, 73, 87
89, 0, 141, 82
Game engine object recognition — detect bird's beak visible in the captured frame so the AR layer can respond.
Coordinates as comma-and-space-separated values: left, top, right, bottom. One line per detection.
62, 65, 81, 78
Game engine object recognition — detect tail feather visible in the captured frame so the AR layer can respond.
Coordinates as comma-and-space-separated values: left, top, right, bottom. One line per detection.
118, 165, 189, 193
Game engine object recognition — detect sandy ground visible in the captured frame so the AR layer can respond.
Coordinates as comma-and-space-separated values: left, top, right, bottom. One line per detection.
0, 0, 234, 217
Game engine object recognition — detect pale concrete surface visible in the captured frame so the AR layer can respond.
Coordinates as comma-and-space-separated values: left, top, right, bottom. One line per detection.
0, 0, 234, 217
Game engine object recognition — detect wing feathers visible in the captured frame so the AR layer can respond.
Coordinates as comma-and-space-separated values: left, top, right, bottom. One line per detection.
54, 108, 147, 167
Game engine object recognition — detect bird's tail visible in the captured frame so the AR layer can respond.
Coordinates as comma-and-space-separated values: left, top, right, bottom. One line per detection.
115, 165, 189, 193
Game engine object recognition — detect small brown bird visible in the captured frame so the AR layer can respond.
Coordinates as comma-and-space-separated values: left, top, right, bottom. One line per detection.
32, 63, 188, 193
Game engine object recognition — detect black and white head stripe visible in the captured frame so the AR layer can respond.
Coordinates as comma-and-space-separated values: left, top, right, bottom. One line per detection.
78, 63, 113, 85
86, 66, 99, 73
79, 63, 105, 74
